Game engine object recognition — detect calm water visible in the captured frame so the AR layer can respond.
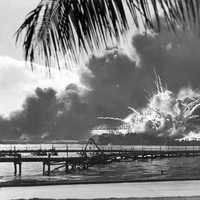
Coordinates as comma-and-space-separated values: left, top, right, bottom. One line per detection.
1, 144, 200, 183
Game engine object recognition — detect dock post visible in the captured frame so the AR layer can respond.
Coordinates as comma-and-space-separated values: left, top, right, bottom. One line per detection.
47, 163, 50, 176
14, 162, 17, 175
18, 154, 22, 176
65, 161, 68, 173
47, 153, 51, 176
43, 162, 45, 175
19, 163, 22, 176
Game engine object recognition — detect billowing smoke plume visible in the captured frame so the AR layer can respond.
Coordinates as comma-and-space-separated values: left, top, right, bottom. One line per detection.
133, 26, 200, 92
1, 23, 200, 140
6, 87, 59, 140
52, 84, 97, 139
1, 85, 98, 140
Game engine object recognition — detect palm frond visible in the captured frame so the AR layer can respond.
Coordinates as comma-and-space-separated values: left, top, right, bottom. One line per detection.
16, 0, 200, 68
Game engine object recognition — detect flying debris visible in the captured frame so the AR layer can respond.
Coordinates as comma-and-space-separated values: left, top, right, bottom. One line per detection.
128, 107, 140, 115
97, 117, 125, 122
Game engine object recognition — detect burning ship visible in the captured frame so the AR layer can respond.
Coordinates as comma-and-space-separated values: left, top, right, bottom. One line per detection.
96, 73, 200, 140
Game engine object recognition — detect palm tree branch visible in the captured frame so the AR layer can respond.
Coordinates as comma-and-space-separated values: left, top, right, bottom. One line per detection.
16, 0, 200, 68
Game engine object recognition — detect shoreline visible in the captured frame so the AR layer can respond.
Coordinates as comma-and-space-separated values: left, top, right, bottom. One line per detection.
2, 180, 200, 199
1, 177, 200, 188
16, 198, 200, 200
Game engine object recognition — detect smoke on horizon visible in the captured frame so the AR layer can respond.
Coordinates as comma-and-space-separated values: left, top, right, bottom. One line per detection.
1, 25, 200, 140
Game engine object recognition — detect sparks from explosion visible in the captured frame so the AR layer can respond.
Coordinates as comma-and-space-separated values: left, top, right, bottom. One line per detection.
95, 72, 200, 138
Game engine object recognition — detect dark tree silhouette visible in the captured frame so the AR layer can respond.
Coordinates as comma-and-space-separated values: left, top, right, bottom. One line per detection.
16, 0, 200, 68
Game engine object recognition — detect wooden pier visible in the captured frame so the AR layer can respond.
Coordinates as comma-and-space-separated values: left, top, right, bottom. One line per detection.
1, 139, 200, 176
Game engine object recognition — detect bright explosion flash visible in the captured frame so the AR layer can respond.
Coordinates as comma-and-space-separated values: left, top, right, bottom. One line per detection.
96, 72, 200, 139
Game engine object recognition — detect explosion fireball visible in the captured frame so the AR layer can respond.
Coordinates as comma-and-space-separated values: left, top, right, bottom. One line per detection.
98, 73, 200, 139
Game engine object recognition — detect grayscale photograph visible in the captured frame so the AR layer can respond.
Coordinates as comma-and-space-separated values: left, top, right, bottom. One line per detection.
1, 1, 200, 200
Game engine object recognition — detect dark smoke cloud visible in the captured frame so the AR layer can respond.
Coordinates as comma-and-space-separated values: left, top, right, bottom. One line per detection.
52, 84, 97, 139
7, 87, 59, 140
82, 53, 146, 116
133, 27, 200, 92
1, 24, 200, 140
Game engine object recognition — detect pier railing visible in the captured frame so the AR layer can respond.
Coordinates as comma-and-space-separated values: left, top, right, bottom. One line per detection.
0, 145, 200, 153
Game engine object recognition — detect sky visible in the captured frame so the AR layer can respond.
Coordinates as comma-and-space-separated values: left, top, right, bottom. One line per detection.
0, 0, 80, 116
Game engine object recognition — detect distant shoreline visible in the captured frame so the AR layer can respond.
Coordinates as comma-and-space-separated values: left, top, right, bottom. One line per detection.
1, 177, 200, 188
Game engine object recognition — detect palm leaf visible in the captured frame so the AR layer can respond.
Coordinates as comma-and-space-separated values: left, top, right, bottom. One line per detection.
16, 0, 200, 68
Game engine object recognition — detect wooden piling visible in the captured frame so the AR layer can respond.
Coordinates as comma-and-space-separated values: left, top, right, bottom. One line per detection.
14, 162, 17, 175
43, 162, 45, 175
47, 153, 51, 176
47, 163, 50, 176
18, 154, 22, 176
65, 161, 68, 173
19, 163, 22, 176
